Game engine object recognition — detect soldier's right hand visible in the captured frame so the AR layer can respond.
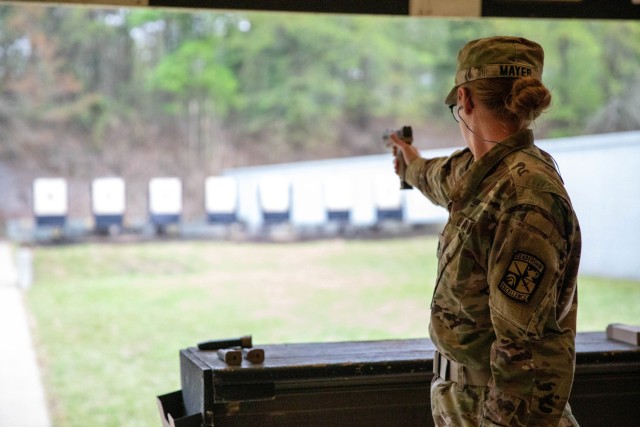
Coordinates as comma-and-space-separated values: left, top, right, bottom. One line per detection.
389, 133, 420, 174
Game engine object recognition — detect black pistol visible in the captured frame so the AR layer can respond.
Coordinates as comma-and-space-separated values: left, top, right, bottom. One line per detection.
383, 126, 413, 190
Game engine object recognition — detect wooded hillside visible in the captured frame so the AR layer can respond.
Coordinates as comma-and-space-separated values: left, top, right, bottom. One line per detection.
1, 5, 639, 221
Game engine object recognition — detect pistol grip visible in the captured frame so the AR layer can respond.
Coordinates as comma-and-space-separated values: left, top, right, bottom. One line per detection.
396, 151, 413, 190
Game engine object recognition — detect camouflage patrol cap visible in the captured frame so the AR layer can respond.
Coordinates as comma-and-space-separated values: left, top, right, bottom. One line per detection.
444, 36, 544, 105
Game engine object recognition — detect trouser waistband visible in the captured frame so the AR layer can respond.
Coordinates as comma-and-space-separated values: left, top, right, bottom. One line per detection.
433, 350, 492, 387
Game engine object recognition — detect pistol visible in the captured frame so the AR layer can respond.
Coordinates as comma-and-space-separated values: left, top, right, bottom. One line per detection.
383, 126, 413, 190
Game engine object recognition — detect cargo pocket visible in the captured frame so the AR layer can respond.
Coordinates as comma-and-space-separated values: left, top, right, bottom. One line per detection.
431, 225, 463, 309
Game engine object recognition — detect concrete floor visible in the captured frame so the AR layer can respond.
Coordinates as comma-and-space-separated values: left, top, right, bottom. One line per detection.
0, 242, 51, 427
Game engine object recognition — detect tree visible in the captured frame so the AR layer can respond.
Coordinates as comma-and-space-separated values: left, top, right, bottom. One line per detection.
146, 34, 238, 164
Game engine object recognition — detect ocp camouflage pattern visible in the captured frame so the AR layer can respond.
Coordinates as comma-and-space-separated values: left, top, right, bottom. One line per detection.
405, 129, 581, 426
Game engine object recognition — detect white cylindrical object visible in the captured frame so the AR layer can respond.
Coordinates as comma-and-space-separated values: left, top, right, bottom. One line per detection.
258, 175, 290, 213
91, 177, 126, 215
205, 176, 238, 214
374, 173, 402, 211
323, 174, 355, 212
33, 178, 68, 217
149, 177, 182, 215
16, 247, 33, 290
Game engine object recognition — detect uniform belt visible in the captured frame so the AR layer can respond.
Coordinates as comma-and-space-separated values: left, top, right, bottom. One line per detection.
433, 350, 492, 387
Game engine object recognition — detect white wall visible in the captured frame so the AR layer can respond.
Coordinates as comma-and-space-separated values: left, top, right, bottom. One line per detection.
539, 132, 640, 279
223, 131, 640, 279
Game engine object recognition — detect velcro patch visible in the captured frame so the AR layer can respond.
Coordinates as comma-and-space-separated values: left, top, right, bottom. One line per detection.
498, 252, 545, 303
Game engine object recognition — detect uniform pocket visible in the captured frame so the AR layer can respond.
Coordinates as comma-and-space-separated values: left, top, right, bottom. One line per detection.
431, 225, 463, 309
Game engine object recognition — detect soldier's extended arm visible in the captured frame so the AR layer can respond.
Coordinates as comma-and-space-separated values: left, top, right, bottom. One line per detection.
403, 148, 474, 208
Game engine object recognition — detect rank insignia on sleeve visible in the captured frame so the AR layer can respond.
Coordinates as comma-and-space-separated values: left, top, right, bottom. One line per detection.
498, 252, 545, 303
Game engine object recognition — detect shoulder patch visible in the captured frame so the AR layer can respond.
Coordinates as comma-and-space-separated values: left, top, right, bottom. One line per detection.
498, 252, 545, 303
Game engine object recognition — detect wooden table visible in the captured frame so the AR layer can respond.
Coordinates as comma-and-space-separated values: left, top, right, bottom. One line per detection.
158, 332, 640, 427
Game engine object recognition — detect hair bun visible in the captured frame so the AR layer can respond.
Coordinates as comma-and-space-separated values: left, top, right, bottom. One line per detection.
507, 77, 552, 122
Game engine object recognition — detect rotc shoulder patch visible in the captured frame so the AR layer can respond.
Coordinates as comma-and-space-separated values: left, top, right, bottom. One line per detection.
498, 252, 545, 303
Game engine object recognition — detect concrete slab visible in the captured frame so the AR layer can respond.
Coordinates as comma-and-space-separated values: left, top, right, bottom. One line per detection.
0, 242, 51, 427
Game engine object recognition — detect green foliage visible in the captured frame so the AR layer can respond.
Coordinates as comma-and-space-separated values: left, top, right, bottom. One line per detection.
146, 37, 238, 115
0, 5, 639, 164
225, 14, 388, 142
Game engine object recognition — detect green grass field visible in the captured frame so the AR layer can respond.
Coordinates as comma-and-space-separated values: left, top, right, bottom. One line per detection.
25, 237, 640, 427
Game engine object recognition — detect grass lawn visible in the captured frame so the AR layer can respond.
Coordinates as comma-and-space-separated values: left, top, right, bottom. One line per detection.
25, 237, 640, 427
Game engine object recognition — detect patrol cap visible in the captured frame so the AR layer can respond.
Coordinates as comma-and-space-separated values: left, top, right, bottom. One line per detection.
444, 36, 544, 105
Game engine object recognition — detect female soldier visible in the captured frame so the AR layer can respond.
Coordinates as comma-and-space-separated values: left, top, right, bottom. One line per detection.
389, 36, 581, 426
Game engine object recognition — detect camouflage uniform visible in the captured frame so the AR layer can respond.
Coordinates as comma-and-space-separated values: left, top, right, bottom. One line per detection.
405, 129, 581, 426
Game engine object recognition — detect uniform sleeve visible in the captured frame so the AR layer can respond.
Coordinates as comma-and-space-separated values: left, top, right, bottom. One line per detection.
484, 205, 576, 427
404, 148, 474, 208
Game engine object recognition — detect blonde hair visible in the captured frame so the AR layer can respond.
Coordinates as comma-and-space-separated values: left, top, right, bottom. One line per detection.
466, 76, 551, 130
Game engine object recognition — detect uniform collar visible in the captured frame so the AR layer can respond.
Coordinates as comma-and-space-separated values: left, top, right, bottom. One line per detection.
448, 129, 534, 204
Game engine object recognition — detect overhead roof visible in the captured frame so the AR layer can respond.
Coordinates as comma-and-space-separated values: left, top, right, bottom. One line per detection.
4, 0, 640, 20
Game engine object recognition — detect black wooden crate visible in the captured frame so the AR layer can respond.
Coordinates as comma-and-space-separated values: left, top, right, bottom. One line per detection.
570, 332, 640, 426
158, 332, 640, 426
